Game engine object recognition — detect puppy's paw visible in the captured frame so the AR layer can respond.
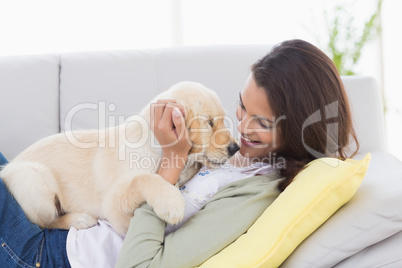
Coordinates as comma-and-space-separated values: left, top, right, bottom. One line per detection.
151, 186, 185, 225
71, 213, 98, 229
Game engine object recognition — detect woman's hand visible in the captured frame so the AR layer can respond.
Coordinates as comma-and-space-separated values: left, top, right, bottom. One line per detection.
150, 99, 192, 184
151, 99, 191, 157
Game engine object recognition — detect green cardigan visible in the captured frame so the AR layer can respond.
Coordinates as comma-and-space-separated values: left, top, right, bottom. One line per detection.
115, 172, 282, 268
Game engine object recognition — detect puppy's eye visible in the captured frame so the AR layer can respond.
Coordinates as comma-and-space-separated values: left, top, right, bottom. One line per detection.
208, 119, 214, 127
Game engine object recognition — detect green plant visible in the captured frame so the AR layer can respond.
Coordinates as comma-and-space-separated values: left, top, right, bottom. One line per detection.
325, 0, 383, 75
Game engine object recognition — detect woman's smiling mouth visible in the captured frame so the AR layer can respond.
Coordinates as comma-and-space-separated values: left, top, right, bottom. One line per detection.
241, 136, 262, 147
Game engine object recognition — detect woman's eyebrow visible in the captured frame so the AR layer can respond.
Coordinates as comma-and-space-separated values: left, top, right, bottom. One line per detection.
254, 115, 274, 124
239, 92, 274, 124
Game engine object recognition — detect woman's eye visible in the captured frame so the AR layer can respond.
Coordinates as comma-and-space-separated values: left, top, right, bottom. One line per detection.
238, 100, 246, 110
257, 119, 272, 129
208, 120, 214, 127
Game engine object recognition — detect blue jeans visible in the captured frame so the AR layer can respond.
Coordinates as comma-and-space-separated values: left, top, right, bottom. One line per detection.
0, 152, 71, 267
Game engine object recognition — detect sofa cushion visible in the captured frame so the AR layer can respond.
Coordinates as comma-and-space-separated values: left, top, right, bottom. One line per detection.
281, 151, 402, 267
199, 154, 371, 268
334, 231, 402, 268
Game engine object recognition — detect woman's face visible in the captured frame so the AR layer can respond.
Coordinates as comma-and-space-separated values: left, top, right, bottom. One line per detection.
236, 74, 282, 161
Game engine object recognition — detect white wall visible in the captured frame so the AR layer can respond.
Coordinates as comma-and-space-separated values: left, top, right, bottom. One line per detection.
0, 0, 176, 55
0, 0, 380, 59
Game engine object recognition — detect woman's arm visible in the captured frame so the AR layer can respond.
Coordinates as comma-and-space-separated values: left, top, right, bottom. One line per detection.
115, 174, 282, 268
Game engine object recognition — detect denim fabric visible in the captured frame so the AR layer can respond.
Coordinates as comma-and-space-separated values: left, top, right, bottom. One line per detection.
0, 152, 7, 168
0, 153, 71, 267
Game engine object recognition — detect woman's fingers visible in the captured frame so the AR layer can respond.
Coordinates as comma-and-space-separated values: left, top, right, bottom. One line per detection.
159, 103, 175, 131
151, 99, 177, 132
152, 100, 185, 128
150, 99, 188, 147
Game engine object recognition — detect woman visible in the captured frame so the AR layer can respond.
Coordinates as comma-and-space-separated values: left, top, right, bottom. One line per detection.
0, 39, 358, 267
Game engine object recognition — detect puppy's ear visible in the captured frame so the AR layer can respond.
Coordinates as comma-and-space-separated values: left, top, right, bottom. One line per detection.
185, 106, 204, 154
183, 102, 196, 125
184, 106, 197, 130
183, 106, 192, 127
184, 100, 201, 123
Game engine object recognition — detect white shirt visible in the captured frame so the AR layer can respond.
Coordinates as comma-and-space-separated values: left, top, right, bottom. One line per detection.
66, 220, 125, 268
66, 158, 275, 268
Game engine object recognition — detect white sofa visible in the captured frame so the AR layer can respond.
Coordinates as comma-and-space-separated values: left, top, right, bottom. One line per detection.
1, 45, 402, 267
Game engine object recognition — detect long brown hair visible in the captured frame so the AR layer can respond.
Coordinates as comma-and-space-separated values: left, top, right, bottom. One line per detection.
252, 39, 359, 191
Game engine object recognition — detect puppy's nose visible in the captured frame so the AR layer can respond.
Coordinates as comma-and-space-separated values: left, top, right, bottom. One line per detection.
227, 142, 240, 157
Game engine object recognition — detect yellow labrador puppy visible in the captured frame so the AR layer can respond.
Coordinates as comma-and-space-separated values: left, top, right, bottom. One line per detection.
1, 81, 239, 235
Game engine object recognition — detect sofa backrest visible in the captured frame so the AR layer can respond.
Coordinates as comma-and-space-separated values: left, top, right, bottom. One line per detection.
0, 54, 60, 160
0, 45, 386, 160
59, 46, 267, 132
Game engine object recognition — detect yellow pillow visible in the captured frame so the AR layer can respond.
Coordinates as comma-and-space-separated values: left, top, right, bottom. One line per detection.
199, 153, 371, 268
